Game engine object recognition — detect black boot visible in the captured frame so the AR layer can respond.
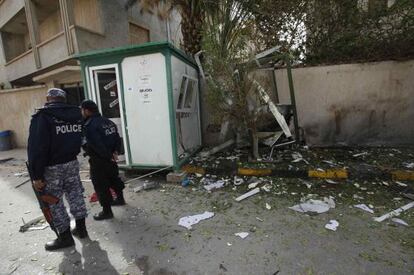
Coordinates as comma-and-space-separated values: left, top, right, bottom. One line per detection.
45, 229, 75, 251
71, 218, 88, 239
111, 191, 126, 206
93, 206, 114, 221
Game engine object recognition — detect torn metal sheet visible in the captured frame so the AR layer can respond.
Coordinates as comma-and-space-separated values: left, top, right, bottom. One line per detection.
354, 204, 374, 214
235, 188, 260, 202
178, 211, 215, 229
325, 220, 339, 231
254, 80, 292, 137
374, 201, 414, 222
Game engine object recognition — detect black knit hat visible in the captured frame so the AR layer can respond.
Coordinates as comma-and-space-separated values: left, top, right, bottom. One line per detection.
81, 100, 98, 113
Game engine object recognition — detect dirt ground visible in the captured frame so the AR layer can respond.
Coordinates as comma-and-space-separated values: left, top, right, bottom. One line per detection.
0, 148, 413, 275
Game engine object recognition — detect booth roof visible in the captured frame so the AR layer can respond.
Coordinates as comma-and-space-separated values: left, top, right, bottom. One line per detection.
75, 41, 196, 66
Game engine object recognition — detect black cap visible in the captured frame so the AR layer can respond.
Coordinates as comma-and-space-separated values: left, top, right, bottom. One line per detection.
81, 100, 98, 113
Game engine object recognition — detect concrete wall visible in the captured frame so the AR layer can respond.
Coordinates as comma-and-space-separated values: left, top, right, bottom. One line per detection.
0, 85, 47, 147
274, 60, 414, 146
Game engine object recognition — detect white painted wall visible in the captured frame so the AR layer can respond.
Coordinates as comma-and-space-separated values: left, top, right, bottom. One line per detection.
274, 60, 414, 146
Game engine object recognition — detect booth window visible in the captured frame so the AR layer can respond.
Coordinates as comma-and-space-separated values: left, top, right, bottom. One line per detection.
177, 76, 197, 111
31, 0, 63, 43
73, 0, 103, 33
0, 9, 31, 62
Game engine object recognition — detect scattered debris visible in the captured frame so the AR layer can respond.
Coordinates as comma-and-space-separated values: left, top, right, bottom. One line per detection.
233, 176, 244, 186
353, 194, 364, 200
181, 178, 191, 187
354, 204, 374, 214
396, 181, 408, 187
167, 171, 187, 183
325, 220, 339, 231
374, 201, 414, 222
133, 181, 160, 193
219, 263, 228, 272
0, 157, 13, 163
353, 152, 368, 157
200, 139, 235, 158
19, 216, 45, 233
178, 211, 215, 229
247, 180, 261, 189
261, 184, 271, 192
322, 160, 336, 166
289, 197, 335, 214
404, 162, 414, 169
14, 172, 28, 177
203, 180, 226, 191
300, 180, 312, 189
235, 232, 249, 239
402, 192, 414, 200
14, 178, 31, 189
391, 218, 409, 226
325, 179, 338, 184
291, 152, 309, 164
235, 188, 260, 202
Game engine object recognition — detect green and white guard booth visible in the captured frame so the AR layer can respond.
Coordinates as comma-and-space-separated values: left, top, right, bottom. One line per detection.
76, 42, 202, 170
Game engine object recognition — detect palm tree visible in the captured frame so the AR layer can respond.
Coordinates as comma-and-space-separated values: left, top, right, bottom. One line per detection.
137, 0, 205, 55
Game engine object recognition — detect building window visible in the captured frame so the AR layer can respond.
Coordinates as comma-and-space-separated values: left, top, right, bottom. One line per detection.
129, 22, 150, 45
73, 0, 103, 33
32, 0, 63, 43
0, 9, 31, 62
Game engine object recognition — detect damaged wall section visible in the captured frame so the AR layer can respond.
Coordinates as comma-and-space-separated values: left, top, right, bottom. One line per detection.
274, 59, 414, 146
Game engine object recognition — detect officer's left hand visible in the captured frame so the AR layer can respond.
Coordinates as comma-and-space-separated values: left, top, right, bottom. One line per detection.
33, 180, 46, 191
112, 152, 119, 162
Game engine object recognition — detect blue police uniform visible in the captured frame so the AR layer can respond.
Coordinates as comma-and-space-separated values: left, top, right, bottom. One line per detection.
83, 113, 125, 212
28, 102, 87, 233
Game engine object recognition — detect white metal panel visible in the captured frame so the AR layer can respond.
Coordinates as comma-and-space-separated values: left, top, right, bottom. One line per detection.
171, 56, 202, 157
121, 53, 173, 166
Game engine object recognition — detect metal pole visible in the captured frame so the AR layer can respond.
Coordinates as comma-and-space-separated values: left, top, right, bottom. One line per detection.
286, 58, 300, 142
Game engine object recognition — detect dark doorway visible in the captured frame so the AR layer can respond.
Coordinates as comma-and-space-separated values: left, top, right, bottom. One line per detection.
61, 83, 85, 106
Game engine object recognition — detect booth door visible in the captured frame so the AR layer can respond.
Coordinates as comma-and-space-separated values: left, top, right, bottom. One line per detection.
92, 69, 125, 161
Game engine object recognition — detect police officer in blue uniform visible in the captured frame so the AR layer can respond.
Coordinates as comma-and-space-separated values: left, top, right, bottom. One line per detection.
28, 88, 88, 251
81, 100, 125, 220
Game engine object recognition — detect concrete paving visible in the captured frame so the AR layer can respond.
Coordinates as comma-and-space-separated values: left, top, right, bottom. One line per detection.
0, 149, 413, 275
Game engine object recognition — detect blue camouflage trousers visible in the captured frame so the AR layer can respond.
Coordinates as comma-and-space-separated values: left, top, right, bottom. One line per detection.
44, 159, 87, 233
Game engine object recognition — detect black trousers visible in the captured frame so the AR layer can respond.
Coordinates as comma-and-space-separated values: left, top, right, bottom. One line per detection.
89, 157, 124, 208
